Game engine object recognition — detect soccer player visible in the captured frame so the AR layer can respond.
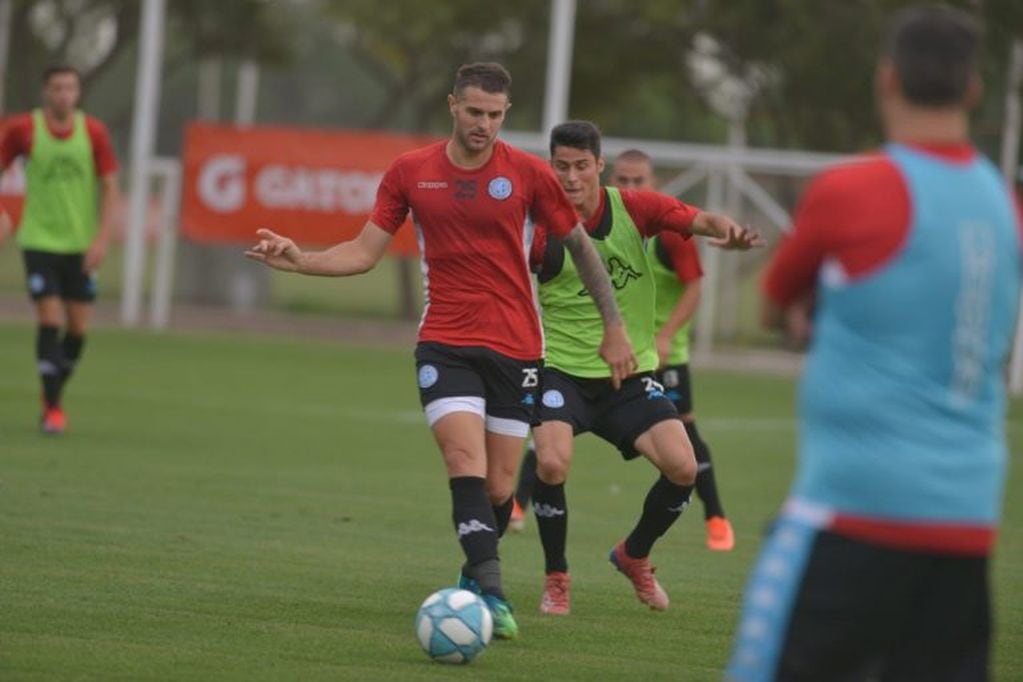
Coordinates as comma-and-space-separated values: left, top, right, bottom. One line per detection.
529, 121, 761, 615
727, 6, 1021, 680
245, 63, 635, 640
610, 148, 735, 551
0, 66, 121, 434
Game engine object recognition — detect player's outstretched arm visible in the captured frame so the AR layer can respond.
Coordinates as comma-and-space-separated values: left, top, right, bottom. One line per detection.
691, 212, 766, 250
562, 224, 637, 388
245, 222, 392, 276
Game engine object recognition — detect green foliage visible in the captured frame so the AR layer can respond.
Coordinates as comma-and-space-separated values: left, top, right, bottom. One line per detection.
322, 0, 549, 132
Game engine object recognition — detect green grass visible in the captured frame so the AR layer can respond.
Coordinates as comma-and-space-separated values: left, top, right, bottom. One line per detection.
0, 323, 1020, 681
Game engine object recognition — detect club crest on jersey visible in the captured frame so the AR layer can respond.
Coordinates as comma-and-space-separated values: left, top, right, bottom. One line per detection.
418, 364, 439, 389
488, 176, 513, 200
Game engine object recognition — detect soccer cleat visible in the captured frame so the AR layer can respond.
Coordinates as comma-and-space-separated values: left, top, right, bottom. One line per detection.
539, 571, 571, 615
706, 516, 735, 551
482, 594, 519, 639
609, 542, 669, 611
457, 571, 482, 595
41, 406, 66, 435
509, 498, 526, 532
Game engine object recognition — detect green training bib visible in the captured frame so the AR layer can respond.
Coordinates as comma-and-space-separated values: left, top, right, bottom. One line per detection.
539, 187, 658, 377
17, 109, 98, 253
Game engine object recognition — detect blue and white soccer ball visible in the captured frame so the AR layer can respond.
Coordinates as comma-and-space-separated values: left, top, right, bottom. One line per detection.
415, 588, 493, 663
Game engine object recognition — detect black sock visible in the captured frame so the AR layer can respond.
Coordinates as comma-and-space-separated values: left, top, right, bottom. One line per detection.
59, 333, 85, 397
492, 496, 514, 538
450, 476, 503, 599
36, 325, 63, 409
624, 475, 693, 559
515, 445, 538, 508
686, 421, 725, 519
532, 477, 568, 573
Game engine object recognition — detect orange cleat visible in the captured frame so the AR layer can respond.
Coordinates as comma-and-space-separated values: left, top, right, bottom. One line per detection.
539, 571, 571, 615
706, 516, 735, 551
41, 406, 66, 435
609, 542, 669, 611
509, 498, 526, 532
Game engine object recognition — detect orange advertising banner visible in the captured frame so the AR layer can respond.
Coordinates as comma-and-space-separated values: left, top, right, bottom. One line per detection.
0, 117, 26, 225
181, 123, 439, 255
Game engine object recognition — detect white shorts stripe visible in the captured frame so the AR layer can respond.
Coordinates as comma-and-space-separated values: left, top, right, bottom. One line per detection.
424, 396, 485, 427
485, 415, 530, 438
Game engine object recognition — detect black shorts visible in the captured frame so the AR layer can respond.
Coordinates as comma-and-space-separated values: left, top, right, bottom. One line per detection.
414, 342, 542, 435
538, 368, 679, 460
22, 250, 97, 302
729, 516, 990, 682
655, 363, 693, 415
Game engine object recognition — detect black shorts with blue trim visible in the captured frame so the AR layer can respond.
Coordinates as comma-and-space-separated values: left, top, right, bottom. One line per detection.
22, 249, 97, 302
414, 342, 542, 425
537, 367, 680, 460
654, 362, 693, 415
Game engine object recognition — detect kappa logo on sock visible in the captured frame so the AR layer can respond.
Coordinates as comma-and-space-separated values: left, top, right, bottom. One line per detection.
533, 503, 566, 518
668, 500, 691, 514
37, 360, 60, 376
457, 519, 495, 537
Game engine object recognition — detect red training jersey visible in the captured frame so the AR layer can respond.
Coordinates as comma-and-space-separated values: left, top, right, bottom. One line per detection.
370, 140, 579, 360
0, 111, 119, 176
656, 230, 703, 284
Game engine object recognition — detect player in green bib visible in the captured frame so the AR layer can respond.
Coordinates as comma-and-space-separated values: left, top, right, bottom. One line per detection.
611, 149, 735, 552
0, 66, 121, 434
528, 121, 761, 615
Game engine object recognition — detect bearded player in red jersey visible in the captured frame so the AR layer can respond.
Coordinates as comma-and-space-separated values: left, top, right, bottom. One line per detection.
246, 63, 634, 639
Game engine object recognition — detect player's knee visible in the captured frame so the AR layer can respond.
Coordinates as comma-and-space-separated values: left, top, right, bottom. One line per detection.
67, 319, 89, 336
485, 480, 514, 505
535, 447, 570, 485
661, 443, 697, 486
441, 444, 484, 477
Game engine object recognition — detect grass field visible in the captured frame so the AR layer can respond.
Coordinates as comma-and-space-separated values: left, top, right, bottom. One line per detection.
1, 322, 1020, 681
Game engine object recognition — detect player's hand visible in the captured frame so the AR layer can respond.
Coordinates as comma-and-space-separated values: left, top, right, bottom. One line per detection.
655, 333, 672, 369
84, 239, 108, 273
696, 213, 766, 250
784, 291, 815, 350
600, 322, 638, 390
245, 228, 303, 272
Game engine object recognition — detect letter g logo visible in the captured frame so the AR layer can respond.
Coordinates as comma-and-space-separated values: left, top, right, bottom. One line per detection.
198, 155, 246, 213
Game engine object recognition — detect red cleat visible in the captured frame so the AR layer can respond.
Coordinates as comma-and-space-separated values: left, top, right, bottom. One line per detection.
609, 542, 669, 611
539, 571, 571, 615
509, 498, 526, 532
41, 406, 66, 435
706, 516, 735, 551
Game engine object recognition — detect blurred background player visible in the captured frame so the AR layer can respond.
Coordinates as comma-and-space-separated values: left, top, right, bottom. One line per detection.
246, 63, 635, 640
529, 121, 761, 615
0, 66, 120, 435
610, 148, 735, 552
728, 5, 1022, 680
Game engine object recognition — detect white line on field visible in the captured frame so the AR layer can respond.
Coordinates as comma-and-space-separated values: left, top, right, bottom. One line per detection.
1, 378, 1020, 433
